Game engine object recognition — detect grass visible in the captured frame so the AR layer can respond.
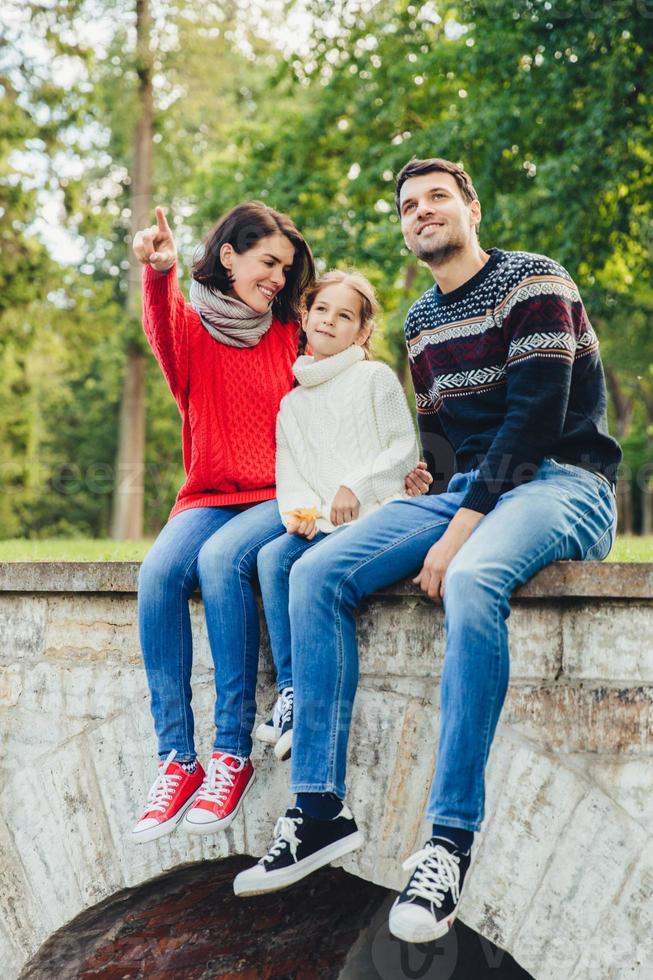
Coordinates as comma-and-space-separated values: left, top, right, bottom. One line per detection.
0, 538, 153, 562
0, 536, 651, 563
606, 535, 653, 563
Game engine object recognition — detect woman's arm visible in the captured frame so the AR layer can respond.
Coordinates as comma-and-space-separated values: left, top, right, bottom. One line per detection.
134, 208, 191, 402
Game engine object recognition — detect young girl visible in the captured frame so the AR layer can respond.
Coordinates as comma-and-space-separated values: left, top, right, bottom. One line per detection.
255, 270, 420, 760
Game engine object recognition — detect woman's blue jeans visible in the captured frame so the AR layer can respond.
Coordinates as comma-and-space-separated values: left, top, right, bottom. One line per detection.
138, 499, 285, 762
288, 460, 617, 832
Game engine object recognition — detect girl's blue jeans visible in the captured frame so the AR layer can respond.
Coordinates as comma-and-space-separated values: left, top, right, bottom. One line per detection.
138, 499, 284, 762
257, 529, 330, 691
287, 460, 617, 832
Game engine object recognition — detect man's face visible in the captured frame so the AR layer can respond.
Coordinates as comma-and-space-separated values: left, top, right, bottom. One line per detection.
399, 171, 481, 265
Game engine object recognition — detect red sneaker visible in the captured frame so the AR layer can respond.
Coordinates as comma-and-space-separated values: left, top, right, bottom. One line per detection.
132, 751, 205, 844
183, 752, 255, 835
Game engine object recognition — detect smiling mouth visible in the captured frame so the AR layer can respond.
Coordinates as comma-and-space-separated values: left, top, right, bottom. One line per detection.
315, 330, 335, 337
417, 222, 445, 236
257, 285, 275, 300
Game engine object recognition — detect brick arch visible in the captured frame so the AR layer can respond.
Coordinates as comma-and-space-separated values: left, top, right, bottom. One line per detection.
19, 857, 387, 980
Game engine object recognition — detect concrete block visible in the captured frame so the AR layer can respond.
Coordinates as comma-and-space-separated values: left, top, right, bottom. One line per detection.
0, 596, 46, 661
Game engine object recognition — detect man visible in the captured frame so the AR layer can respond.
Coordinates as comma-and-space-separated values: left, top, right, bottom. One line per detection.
233, 158, 621, 943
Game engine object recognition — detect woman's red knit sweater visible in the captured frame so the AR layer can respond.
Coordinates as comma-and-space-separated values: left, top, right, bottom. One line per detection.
142, 263, 299, 518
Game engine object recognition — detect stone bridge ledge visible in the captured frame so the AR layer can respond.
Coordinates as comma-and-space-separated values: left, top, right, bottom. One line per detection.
0, 560, 651, 979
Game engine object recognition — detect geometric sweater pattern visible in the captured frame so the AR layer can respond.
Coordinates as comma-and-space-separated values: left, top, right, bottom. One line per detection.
404, 248, 622, 513
142, 263, 299, 518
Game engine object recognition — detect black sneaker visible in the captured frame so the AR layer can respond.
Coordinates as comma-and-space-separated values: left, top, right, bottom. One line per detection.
273, 687, 293, 761
232, 805, 363, 896
388, 836, 472, 943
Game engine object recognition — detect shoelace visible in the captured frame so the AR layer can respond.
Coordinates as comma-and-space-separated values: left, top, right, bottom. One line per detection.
261, 813, 303, 864
279, 688, 293, 727
402, 843, 461, 908
196, 755, 245, 805
146, 750, 181, 813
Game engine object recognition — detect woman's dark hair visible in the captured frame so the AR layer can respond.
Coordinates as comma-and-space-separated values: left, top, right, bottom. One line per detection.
191, 201, 315, 324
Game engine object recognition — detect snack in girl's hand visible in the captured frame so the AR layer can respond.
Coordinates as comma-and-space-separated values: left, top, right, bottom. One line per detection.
282, 506, 321, 522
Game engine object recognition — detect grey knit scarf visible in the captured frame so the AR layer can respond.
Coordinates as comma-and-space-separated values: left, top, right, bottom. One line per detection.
189, 279, 273, 348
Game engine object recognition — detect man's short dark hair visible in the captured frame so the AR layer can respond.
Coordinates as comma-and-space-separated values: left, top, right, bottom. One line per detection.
394, 157, 479, 215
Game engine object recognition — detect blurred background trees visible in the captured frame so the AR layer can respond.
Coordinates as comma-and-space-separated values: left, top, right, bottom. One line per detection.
1, 0, 652, 539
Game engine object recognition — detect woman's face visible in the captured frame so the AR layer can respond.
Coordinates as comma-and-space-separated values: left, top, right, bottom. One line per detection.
304, 282, 368, 361
220, 233, 295, 314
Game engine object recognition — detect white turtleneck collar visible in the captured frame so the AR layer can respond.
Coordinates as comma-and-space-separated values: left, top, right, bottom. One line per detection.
293, 344, 365, 388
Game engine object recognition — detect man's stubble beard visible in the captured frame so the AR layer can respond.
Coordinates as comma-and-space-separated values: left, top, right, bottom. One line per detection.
412, 232, 466, 267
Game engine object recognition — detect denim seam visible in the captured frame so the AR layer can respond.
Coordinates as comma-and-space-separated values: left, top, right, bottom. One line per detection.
475, 597, 505, 823
178, 553, 201, 759
425, 813, 480, 833
233, 525, 285, 756
326, 516, 451, 790
584, 520, 615, 561
291, 782, 340, 794
546, 457, 613, 495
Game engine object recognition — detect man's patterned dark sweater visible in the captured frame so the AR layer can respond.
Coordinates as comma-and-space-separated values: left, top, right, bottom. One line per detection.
404, 248, 622, 514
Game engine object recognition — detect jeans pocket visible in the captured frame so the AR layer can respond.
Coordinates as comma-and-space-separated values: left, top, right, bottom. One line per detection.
584, 521, 616, 561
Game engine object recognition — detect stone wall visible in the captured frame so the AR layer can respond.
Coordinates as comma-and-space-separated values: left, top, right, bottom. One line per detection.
0, 561, 651, 979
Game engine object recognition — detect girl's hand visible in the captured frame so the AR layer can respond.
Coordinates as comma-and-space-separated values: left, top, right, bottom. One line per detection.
287, 516, 318, 540
330, 486, 360, 526
405, 461, 433, 497
133, 206, 177, 273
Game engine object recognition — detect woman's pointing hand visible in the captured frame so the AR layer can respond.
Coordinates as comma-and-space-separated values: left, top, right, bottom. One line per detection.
133, 206, 177, 273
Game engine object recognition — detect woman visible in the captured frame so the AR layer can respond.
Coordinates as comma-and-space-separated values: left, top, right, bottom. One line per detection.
129, 202, 430, 844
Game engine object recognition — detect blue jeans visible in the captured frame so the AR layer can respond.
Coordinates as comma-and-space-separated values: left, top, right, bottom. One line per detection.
257, 529, 329, 690
138, 499, 285, 762
288, 459, 617, 831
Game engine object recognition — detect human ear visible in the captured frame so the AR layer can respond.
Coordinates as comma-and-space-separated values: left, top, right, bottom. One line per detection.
356, 324, 372, 347
470, 200, 481, 232
219, 242, 234, 270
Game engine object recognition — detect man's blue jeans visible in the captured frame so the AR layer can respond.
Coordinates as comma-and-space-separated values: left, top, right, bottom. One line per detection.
288, 460, 617, 832
138, 499, 285, 762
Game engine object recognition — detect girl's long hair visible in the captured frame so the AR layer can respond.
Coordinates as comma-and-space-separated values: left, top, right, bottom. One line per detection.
191, 201, 315, 324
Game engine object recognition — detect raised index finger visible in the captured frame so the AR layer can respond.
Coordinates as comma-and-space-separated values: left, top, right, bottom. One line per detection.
156, 206, 171, 234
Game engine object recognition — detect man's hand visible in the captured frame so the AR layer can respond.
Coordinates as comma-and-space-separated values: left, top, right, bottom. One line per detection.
133, 206, 177, 273
330, 486, 360, 526
405, 460, 433, 497
287, 516, 318, 540
413, 507, 484, 602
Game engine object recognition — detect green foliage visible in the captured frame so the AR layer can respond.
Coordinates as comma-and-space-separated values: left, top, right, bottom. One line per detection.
2, 0, 653, 538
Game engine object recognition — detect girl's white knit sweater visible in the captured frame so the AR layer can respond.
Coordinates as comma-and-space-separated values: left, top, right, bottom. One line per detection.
276, 344, 419, 533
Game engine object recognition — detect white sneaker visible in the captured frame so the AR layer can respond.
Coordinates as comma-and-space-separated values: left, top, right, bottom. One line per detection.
255, 687, 293, 753
273, 687, 293, 761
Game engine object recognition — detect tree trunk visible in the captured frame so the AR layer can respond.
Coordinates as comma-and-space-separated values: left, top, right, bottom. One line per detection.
111, 0, 153, 539
618, 481, 634, 535
605, 366, 634, 537
396, 261, 418, 389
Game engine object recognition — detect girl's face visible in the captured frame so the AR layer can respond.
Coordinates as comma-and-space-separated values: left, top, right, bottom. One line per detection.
220, 232, 295, 313
304, 282, 370, 361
